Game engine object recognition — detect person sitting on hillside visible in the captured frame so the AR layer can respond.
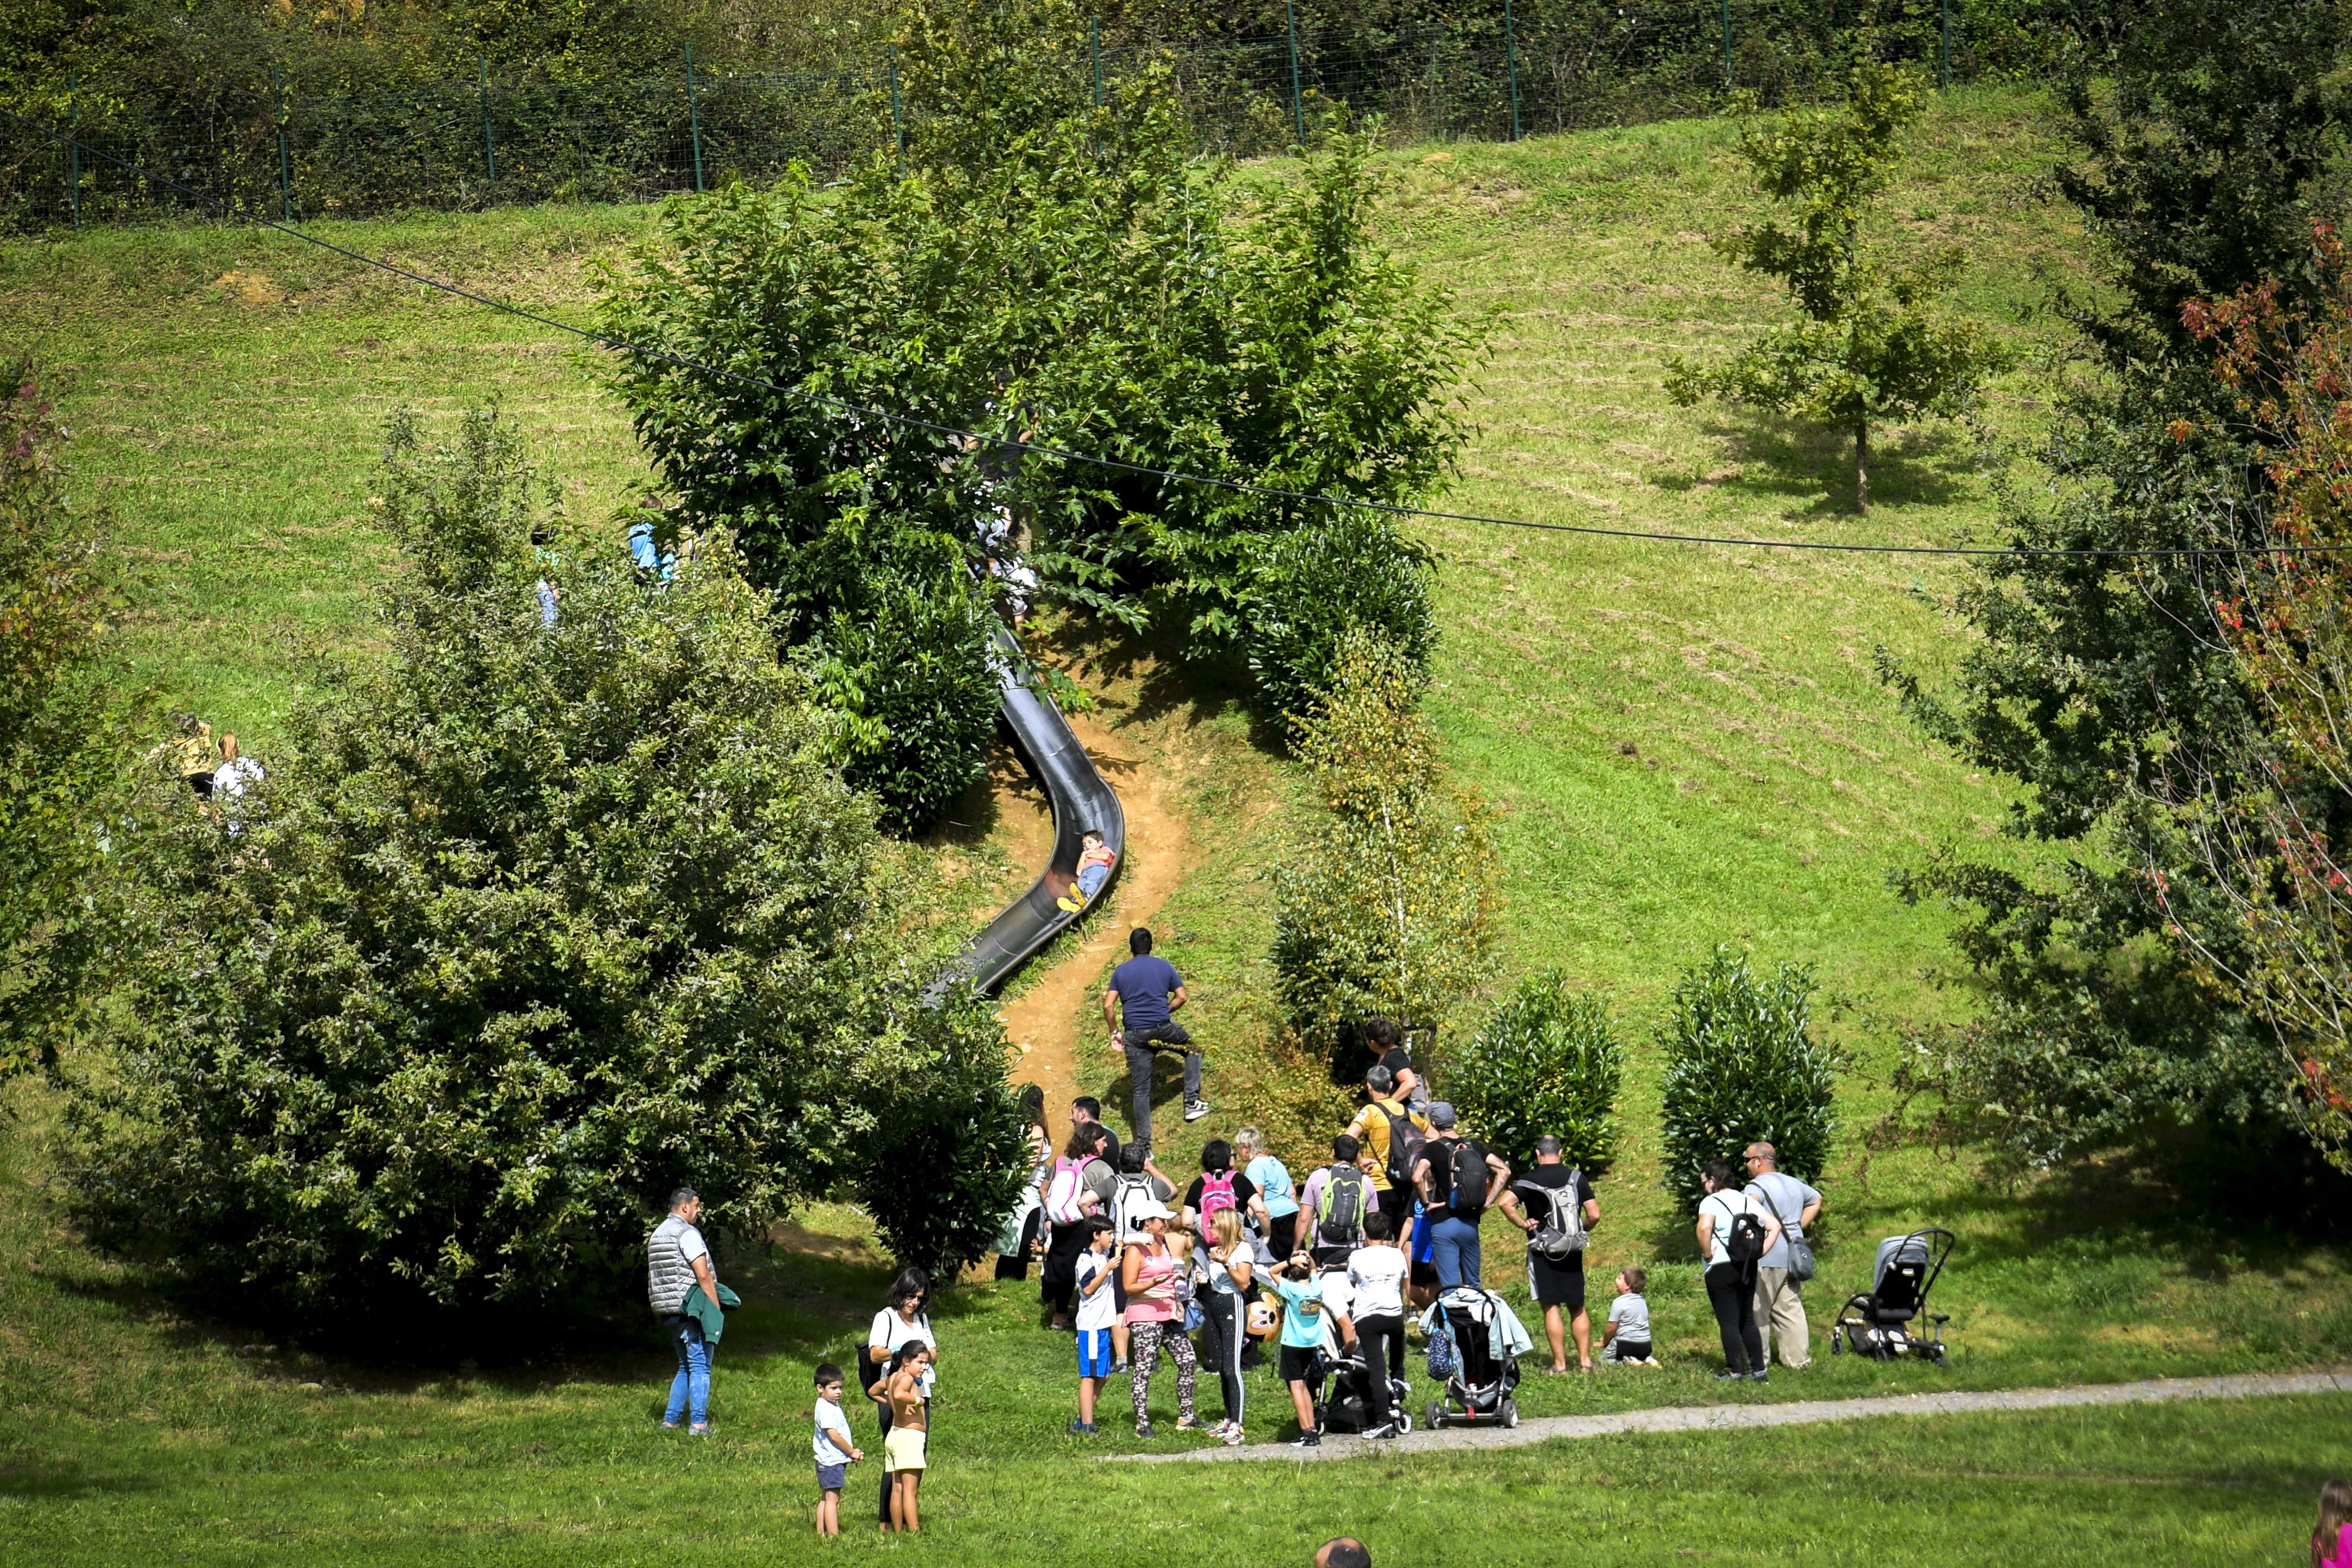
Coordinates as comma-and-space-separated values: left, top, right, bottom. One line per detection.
211, 732, 265, 834
1056, 829, 1116, 913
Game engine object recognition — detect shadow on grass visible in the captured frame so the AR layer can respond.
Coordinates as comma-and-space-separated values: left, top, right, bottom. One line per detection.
1660, 408, 1978, 514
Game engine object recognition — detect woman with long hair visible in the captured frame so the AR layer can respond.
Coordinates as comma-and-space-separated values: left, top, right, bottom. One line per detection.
1198, 1207, 1254, 1445
996, 1083, 1051, 1283
2314, 1479, 2352, 1568
1695, 1158, 1780, 1382
864, 1268, 935, 1527
1118, 1199, 1200, 1437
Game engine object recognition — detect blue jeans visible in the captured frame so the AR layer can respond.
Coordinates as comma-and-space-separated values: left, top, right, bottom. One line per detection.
1428, 1214, 1483, 1290
663, 1315, 715, 1426
1076, 862, 1111, 898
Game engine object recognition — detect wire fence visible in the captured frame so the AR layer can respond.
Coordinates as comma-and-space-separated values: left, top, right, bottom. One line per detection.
4, 0, 2021, 232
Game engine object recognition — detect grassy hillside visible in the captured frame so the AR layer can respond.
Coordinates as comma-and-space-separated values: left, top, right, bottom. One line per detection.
4, 84, 2349, 1563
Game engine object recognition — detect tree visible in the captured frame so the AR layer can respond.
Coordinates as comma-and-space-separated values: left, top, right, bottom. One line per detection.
65, 409, 1024, 1316
1269, 630, 1500, 1057
1667, 63, 2006, 510
2140, 227, 2352, 1170
598, 0, 1478, 779
0, 364, 140, 1079
1657, 948, 1835, 1212
1877, 0, 2352, 1168
1443, 971, 1621, 1177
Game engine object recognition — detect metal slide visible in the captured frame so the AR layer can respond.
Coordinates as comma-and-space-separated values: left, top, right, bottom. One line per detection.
931, 626, 1125, 997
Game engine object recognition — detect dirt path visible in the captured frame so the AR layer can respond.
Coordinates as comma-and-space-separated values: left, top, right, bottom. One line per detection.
999, 710, 1196, 1117
1117, 1369, 2352, 1463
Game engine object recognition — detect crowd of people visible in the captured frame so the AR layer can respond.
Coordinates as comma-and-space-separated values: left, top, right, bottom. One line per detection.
640, 921, 1836, 1535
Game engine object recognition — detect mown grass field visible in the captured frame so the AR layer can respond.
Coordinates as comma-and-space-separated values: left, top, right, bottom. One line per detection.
3, 84, 2348, 1563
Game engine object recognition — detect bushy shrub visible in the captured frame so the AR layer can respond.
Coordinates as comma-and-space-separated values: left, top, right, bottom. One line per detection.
1245, 511, 1436, 723
1271, 631, 1498, 1056
1657, 946, 1837, 1211
66, 410, 1023, 1316
1443, 971, 1622, 1177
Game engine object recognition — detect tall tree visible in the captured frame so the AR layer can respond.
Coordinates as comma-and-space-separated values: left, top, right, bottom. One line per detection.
1668, 63, 2005, 510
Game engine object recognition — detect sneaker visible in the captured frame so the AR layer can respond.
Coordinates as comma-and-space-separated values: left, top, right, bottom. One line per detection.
1714, 1370, 1745, 1381
1068, 1419, 1097, 1435
1364, 1422, 1399, 1440
1290, 1432, 1321, 1448
1112, 1356, 1128, 1374
1184, 1098, 1211, 1122
1221, 1425, 1247, 1446
1751, 1370, 1769, 1384
1135, 1421, 1153, 1438
1057, 896, 1083, 913
1175, 1415, 1205, 1431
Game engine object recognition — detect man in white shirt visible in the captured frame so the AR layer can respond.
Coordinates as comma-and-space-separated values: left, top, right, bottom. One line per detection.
1343, 1210, 1411, 1439
1744, 1142, 1823, 1370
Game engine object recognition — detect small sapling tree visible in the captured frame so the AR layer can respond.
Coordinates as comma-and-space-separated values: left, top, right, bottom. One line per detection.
1657, 946, 1837, 1212
1271, 630, 1499, 1058
1444, 971, 1622, 1176
1667, 63, 2005, 510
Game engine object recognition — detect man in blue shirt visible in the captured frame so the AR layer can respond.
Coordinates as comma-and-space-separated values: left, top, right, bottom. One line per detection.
1102, 927, 1208, 1157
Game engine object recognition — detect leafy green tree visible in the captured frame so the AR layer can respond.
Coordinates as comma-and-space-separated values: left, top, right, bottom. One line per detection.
1878, 0, 2352, 1167
66, 410, 1022, 1316
0, 365, 140, 1079
1667, 63, 2005, 511
599, 0, 1477, 765
1657, 948, 1835, 1212
1270, 630, 1499, 1056
1443, 971, 1621, 1177
1244, 510, 1436, 725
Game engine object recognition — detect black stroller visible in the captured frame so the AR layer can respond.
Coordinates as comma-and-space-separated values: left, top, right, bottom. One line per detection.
1830, 1227, 1955, 1366
1422, 1287, 1523, 1430
1313, 1347, 1415, 1436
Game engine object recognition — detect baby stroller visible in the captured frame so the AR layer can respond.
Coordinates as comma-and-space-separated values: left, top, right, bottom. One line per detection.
1830, 1228, 1955, 1366
1421, 1287, 1524, 1430
1313, 1347, 1415, 1436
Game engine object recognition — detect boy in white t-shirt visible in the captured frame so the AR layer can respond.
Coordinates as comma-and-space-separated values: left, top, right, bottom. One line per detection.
1071, 1218, 1119, 1434
812, 1363, 863, 1537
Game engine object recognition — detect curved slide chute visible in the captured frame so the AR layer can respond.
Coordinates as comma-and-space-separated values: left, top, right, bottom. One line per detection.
930, 626, 1125, 1000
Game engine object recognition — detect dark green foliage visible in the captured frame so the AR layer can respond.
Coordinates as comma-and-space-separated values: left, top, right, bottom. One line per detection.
1443, 970, 1621, 1177
0, 364, 140, 1077
1657, 947, 1835, 1211
1245, 511, 1436, 724
66, 409, 1018, 1315
600, 0, 1477, 760
1879, 0, 2350, 1164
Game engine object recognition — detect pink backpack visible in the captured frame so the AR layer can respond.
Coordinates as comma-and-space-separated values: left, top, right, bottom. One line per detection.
1045, 1156, 1094, 1224
1196, 1170, 1238, 1236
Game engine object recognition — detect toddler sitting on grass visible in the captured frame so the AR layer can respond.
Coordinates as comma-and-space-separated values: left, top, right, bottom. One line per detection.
1601, 1267, 1655, 1366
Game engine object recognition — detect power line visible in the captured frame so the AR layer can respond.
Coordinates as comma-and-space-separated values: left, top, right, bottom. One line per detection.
14, 107, 2342, 563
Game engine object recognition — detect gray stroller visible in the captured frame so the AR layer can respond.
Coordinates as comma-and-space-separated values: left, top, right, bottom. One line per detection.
1829, 1227, 1955, 1366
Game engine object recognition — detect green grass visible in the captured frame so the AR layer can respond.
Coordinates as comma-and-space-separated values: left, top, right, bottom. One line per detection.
5, 83, 2350, 1563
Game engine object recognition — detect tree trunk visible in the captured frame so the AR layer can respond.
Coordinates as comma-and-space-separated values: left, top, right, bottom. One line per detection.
1854, 420, 1870, 512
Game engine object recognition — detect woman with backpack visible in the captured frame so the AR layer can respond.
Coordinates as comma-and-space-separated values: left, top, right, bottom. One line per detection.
1181, 1139, 1272, 1247
1042, 1123, 1112, 1331
1695, 1156, 1783, 1382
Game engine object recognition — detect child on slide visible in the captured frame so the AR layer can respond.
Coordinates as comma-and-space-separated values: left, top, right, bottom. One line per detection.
1058, 829, 1116, 913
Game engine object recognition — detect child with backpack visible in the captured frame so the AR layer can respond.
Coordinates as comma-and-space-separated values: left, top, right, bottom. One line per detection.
1182, 1140, 1269, 1247
1696, 1157, 1782, 1382
1297, 1134, 1374, 1267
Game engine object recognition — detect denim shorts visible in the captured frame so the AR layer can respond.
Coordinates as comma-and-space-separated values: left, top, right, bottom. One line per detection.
816, 1462, 847, 1491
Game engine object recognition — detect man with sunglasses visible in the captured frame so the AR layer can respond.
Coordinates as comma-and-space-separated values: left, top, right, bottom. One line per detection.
1742, 1143, 1822, 1371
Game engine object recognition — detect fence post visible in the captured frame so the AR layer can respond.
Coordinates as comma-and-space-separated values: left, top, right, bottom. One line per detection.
67, 73, 80, 230
1502, 0, 1521, 143
887, 44, 904, 176
274, 64, 292, 220
1940, 0, 1951, 89
477, 56, 495, 182
685, 43, 705, 192
1721, 0, 1733, 89
1285, 0, 1305, 147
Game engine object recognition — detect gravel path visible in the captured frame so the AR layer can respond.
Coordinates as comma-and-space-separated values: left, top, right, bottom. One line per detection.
1116, 1369, 2351, 1464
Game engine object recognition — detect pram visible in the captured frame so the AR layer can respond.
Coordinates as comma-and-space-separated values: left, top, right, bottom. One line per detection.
1829, 1227, 1955, 1366
1312, 1348, 1415, 1436
1419, 1286, 1526, 1430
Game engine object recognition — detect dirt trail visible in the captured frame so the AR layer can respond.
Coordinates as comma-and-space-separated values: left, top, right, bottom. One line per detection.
998, 710, 1196, 1117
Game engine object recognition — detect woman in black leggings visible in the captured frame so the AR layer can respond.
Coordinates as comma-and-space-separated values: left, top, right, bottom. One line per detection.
1197, 1209, 1254, 1446
1695, 1158, 1781, 1382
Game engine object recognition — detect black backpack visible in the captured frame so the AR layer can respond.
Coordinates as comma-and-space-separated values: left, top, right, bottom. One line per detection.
1444, 1138, 1490, 1218
1722, 1200, 1766, 1267
1377, 1102, 1425, 1193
